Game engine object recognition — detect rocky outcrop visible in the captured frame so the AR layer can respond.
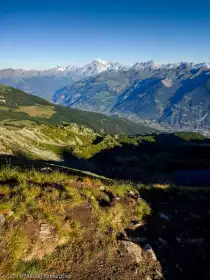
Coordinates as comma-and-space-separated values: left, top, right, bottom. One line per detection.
118, 240, 143, 264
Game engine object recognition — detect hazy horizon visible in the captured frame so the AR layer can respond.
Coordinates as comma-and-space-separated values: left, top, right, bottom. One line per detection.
1, 58, 210, 71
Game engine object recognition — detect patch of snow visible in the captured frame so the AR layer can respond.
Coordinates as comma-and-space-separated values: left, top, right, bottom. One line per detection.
138, 93, 147, 98
199, 113, 208, 122
161, 78, 173, 88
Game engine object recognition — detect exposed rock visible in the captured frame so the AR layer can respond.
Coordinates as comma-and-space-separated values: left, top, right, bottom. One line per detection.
200, 196, 208, 200
0, 214, 5, 227
190, 213, 202, 218
144, 244, 157, 261
117, 230, 129, 241
118, 240, 143, 264
99, 185, 105, 191
131, 237, 146, 243
129, 190, 135, 196
40, 223, 55, 242
75, 135, 83, 145
176, 237, 182, 244
40, 167, 53, 173
176, 264, 183, 272
132, 220, 143, 229
6, 211, 14, 217
23, 222, 58, 261
158, 237, 168, 245
176, 237, 204, 245
156, 269, 163, 278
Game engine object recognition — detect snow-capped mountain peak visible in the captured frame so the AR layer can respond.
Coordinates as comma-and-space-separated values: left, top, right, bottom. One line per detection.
51, 65, 78, 72
131, 61, 210, 71
132, 60, 157, 70
74, 59, 123, 77
1, 59, 210, 80
53, 66, 66, 71
95, 58, 108, 64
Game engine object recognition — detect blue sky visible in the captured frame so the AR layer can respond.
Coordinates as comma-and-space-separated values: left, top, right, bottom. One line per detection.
1, 0, 210, 69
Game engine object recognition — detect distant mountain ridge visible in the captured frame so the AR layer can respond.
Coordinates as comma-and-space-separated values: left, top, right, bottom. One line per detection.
2, 59, 210, 132
1, 59, 210, 75
0, 59, 124, 100
52, 62, 210, 132
1, 59, 210, 100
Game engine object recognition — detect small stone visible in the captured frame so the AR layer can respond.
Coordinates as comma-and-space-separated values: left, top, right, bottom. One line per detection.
40, 167, 53, 172
159, 212, 170, 221
190, 213, 201, 218
200, 196, 208, 200
176, 237, 182, 243
134, 223, 143, 229
0, 214, 5, 227
144, 244, 157, 261
117, 230, 129, 241
158, 237, 168, 245
176, 264, 183, 272
6, 211, 14, 217
156, 270, 163, 278
129, 191, 135, 196
131, 237, 146, 243
132, 220, 143, 229
99, 185, 105, 191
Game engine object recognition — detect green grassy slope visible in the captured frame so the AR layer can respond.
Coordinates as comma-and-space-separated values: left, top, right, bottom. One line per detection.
0, 85, 51, 107
0, 85, 156, 134
0, 122, 209, 279
0, 164, 209, 280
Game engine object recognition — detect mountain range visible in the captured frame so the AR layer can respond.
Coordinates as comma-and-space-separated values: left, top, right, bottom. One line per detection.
1, 67, 210, 280
1, 59, 209, 100
1, 59, 210, 132
0, 59, 124, 100
52, 60, 210, 132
